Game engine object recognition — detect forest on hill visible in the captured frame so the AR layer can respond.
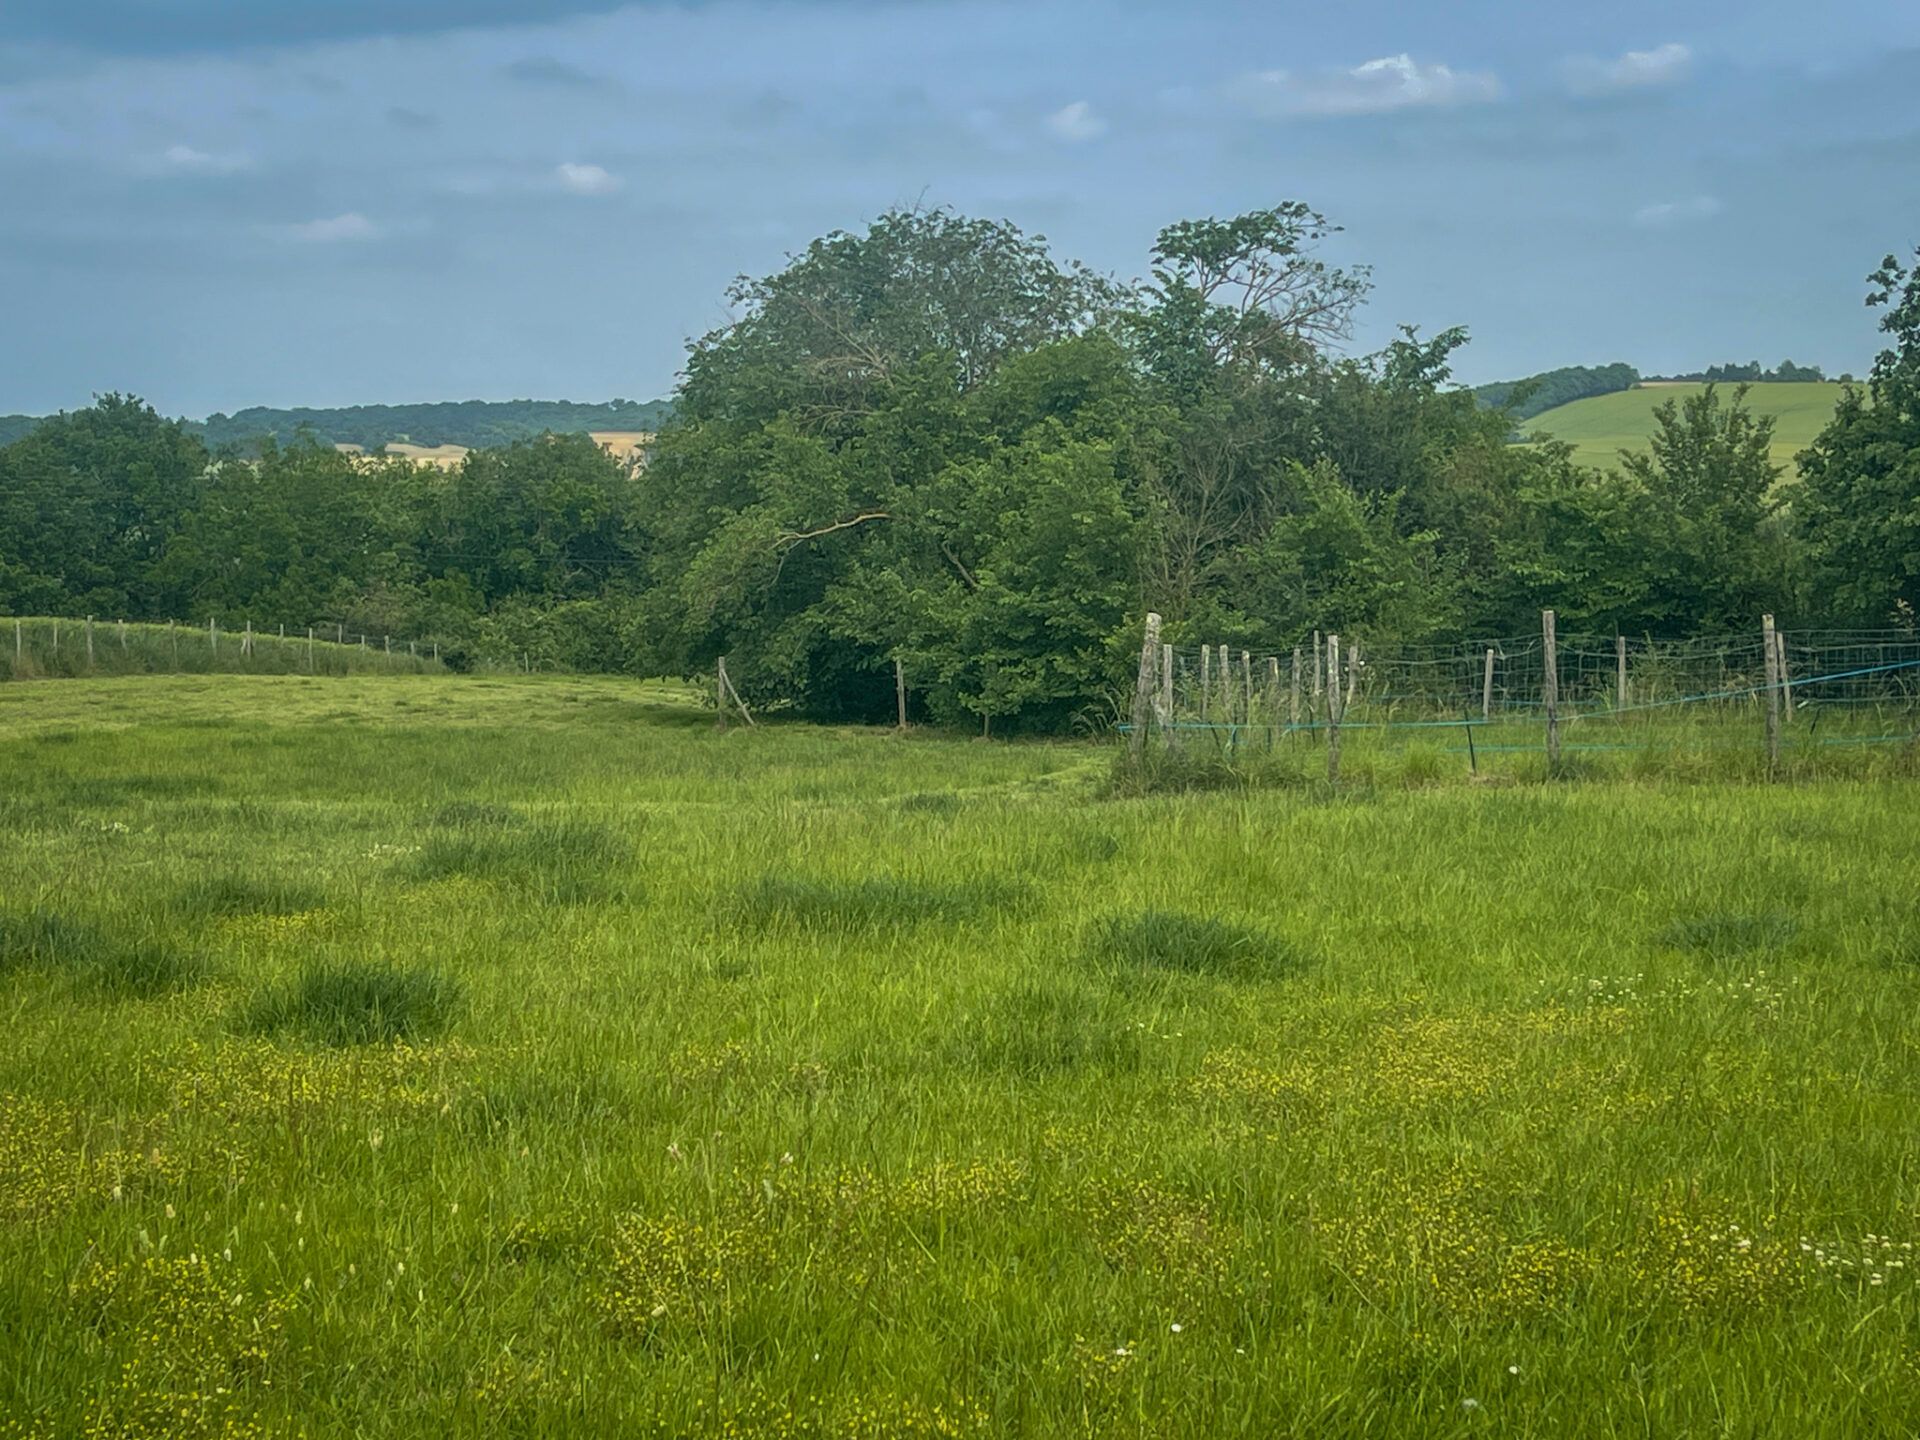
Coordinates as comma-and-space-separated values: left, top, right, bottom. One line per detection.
3, 207, 1916, 729
0, 397, 673, 453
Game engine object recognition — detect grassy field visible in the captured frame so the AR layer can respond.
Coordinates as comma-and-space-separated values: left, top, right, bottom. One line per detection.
4, 673, 1920, 1437
1525, 382, 1845, 476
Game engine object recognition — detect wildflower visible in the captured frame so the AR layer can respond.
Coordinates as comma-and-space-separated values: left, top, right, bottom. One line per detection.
1461, 1398, 1480, 1411
1169, 1323, 1183, 1333
1507, 1365, 1520, 1375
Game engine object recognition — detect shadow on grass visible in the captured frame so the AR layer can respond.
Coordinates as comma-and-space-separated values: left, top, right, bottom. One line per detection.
172, 874, 327, 919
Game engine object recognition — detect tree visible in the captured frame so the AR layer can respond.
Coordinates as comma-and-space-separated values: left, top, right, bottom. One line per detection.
1616, 385, 1789, 629
1795, 248, 1920, 626
0, 395, 207, 618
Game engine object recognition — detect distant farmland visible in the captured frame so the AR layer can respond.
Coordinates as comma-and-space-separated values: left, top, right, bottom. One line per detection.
1525, 381, 1846, 476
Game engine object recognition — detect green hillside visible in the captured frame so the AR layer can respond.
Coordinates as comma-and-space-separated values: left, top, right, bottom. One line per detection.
1526, 381, 1845, 475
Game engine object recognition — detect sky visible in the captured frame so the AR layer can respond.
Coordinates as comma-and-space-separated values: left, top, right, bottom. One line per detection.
2, 0, 1918, 418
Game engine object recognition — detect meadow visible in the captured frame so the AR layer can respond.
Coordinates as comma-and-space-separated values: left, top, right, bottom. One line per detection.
1525, 381, 1844, 475
3, 672, 1919, 1437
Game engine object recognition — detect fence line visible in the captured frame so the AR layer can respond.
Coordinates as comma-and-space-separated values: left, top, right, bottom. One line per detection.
1121, 611, 1920, 777
1, 615, 442, 682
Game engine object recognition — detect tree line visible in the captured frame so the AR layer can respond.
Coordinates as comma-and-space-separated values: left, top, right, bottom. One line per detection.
2, 204, 1915, 729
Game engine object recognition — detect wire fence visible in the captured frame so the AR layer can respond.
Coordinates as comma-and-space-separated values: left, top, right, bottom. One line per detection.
2, 616, 442, 682
1122, 612, 1920, 771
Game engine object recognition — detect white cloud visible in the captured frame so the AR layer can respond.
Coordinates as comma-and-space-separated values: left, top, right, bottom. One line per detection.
279, 212, 381, 243
1232, 54, 1501, 118
1565, 42, 1692, 96
1633, 194, 1722, 228
1045, 100, 1107, 142
159, 143, 249, 175
556, 161, 621, 195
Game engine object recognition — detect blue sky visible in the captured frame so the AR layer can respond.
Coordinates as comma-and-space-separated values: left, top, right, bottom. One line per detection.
2, 0, 1917, 417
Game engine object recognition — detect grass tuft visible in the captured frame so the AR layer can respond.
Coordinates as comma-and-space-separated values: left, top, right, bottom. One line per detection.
736, 874, 1027, 932
0, 909, 206, 996
408, 816, 634, 903
245, 960, 464, 1045
1653, 912, 1799, 960
172, 874, 327, 919
1084, 909, 1304, 981
949, 977, 1143, 1076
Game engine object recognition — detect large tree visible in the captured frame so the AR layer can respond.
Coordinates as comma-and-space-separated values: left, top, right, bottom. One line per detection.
1795, 248, 1920, 626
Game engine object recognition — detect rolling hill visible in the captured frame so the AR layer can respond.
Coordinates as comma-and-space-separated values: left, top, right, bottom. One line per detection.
1525, 381, 1845, 476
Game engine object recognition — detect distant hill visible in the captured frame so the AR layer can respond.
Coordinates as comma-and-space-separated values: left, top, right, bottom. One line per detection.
1473, 363, 1639, 421
197, 397, 674, 451
0, 397, 673, 452
1524, 381, 1846, 476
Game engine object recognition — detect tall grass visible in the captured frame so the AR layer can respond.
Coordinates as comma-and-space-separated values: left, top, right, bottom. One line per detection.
1, 671, 1917, 1436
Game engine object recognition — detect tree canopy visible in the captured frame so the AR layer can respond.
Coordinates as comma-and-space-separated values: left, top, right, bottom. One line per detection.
4, 205, 1915, 726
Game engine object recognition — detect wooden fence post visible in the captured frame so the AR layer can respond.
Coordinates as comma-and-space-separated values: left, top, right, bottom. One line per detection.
1290, 646, 1302, 727
1345, 640, 1361, 707
86, 616, 94, 668
1312, 630, 1323, 701
337, 623, 345, 644
1266, 654, 1280, 742
1481, 647, 1495, 722
1240, 650, 1253, 728
1774, 627, 1793, 720
209, 617, 216, 652
1200, 645, 1212, 725
52, 619, 59, 655
1129, 613, 1162, 761
119, 619, 127, 650
13, 619, 20, 662
307, 626, 314, 670
243, 619, 252, 657
1219, 643, 1235, 747
1159, 643, 1174, 739
895, 655, 908, 731
715, 656, 729, 730
1542, 609, 1560, 771
1326, 633, 1343, 784
1762, 613, 1781, 770
1615, 634, 1628, 713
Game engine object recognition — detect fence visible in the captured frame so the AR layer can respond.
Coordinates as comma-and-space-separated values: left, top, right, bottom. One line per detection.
1125, 610, 1920, 779
2, 616, 442, 682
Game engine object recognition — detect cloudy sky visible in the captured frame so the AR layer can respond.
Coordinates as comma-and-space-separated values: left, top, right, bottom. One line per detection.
2, 0, 1917, 417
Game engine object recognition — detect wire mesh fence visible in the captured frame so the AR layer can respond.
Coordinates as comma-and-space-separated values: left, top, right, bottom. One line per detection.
2, 616, 441, 682
1123, 614, 1920, 772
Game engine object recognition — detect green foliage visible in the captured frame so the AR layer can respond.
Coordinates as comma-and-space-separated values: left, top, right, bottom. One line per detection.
734, 874, 1027, 932
1795, 249, 1920, 626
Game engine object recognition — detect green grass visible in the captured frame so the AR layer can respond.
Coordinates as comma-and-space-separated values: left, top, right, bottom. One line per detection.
1526, 380, 1845, 476
3, 672, 1920, 1436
